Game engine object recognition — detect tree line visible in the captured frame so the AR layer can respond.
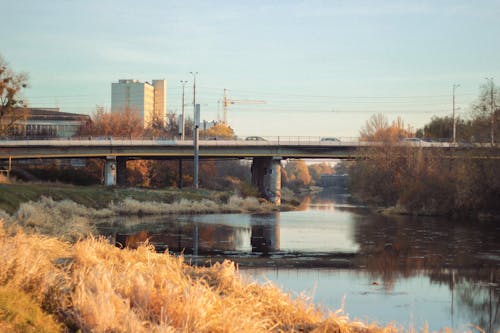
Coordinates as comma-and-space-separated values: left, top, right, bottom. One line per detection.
416, 80, 500, 143
348, 82, 500, 217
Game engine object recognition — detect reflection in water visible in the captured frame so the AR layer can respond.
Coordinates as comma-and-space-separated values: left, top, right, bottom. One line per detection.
351, 212, 500, 331
97, 193, 500, 332
107, 213, 281, 255
250, 213, 280, 254
115, 230, 149, 249
109, 221, 248, 254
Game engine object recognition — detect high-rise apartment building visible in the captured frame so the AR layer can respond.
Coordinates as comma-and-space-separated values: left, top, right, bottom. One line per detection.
111, 79, 167, 128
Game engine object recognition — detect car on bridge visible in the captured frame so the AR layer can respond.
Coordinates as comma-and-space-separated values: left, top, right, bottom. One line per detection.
245, 136, 267, 141
400, 137, 432, 146
320, 137, 340, 142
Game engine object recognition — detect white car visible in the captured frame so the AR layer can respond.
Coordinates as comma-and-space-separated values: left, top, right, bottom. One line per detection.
401, 137, 430, 146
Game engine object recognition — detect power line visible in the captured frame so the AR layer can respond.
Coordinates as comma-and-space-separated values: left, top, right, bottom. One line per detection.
25, 87, 477, 102
25, 94, 464, 107
204, 87, 478, 99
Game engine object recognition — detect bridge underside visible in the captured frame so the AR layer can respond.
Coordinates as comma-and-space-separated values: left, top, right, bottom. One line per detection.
101, 155, 285, 205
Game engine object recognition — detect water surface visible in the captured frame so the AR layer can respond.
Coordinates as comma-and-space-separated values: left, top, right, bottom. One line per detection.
97, 191, 500, 332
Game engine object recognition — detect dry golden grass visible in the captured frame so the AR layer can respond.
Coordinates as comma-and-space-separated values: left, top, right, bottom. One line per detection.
0, 285, 62, 333
0, 220, 398, 333
10, 196, 99, 242
109, 195, 273, 215
1, 195, 276, 241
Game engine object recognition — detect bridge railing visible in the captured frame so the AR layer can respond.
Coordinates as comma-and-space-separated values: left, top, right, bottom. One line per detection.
0, 136, 498, 148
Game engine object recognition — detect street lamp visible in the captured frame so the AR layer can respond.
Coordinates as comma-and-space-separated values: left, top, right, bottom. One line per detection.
190, 72, 199, 189
180, 80, 188, 141
452, 84, 460, 144
190, 72, 198, 120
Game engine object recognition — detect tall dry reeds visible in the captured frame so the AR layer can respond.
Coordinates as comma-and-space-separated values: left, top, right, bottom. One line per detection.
0, 221, 393, 333
9, 197, 101, 242
109, 195, 271, 215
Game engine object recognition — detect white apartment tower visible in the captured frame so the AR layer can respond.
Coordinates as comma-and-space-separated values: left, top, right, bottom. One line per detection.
111, 79, 167, 128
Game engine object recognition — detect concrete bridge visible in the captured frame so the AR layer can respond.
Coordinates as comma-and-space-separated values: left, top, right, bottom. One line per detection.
1, 137, 498, 205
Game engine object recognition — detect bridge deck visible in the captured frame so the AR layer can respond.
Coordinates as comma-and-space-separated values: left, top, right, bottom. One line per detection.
0, 139, 498, 160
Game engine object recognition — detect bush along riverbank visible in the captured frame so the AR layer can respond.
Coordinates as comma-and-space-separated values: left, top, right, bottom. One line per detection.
348, 145, 500, 219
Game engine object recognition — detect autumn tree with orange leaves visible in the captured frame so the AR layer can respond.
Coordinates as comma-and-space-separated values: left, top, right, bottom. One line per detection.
200, 123, 235, 139
283, 160, 312, 189
360, 114, 413, 142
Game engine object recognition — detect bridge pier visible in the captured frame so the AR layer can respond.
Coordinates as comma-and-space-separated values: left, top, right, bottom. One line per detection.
104, 156, 127, 186
251, 157, 282, 205
104, 156, 116, 186
116, 157, 127, 186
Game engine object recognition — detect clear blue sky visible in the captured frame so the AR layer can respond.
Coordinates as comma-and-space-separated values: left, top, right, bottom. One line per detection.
2, 0, 499, 137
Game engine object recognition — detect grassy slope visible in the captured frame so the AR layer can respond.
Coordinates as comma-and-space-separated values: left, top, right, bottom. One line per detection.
0, 183, 227, 215
0, 225, 391, 333
0, 286, 62, 333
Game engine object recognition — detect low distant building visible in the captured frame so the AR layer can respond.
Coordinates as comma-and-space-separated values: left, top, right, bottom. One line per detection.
5, 108, 90, 139
320, 174, 349, 188
111, 79, 167, 128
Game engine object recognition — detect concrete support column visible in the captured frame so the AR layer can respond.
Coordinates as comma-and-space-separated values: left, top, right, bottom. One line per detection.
116, 157, 127, 187
104, 156, 116, 186
251, 156, 282, 205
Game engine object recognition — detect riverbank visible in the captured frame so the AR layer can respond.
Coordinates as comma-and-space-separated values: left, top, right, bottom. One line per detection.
0, 183, 285, 242
0, 222, 393, 333
0, 182, 240, 215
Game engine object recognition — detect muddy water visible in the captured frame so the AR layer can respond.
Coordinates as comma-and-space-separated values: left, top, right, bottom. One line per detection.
97, 191, 500, 332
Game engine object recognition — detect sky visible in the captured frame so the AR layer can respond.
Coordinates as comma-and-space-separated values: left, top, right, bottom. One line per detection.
1, 0, 500, 138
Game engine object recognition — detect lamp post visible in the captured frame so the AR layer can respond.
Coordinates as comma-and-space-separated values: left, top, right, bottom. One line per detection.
452, 84, 460, 144
190, 72, 199, 189
180, 80, 188, 141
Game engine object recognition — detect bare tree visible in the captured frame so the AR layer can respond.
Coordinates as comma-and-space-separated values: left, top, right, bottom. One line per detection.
80, 105, 144, 138
360, 114, 389, 141
471, 80, 500, 143
472, 80, 499, 118
0, 56, 28, 137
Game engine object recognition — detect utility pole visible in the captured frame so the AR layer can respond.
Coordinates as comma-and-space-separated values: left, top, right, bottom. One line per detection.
452, 84, 460, 144
180, 80, 188, 141
486, 78, 495, 145
190, 72, 199, 189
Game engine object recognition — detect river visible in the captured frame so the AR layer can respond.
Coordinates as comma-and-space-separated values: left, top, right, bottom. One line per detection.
97, 190, 500, 332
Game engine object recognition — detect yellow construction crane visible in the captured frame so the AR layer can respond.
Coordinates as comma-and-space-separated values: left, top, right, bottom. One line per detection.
222, 88, 265, 124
